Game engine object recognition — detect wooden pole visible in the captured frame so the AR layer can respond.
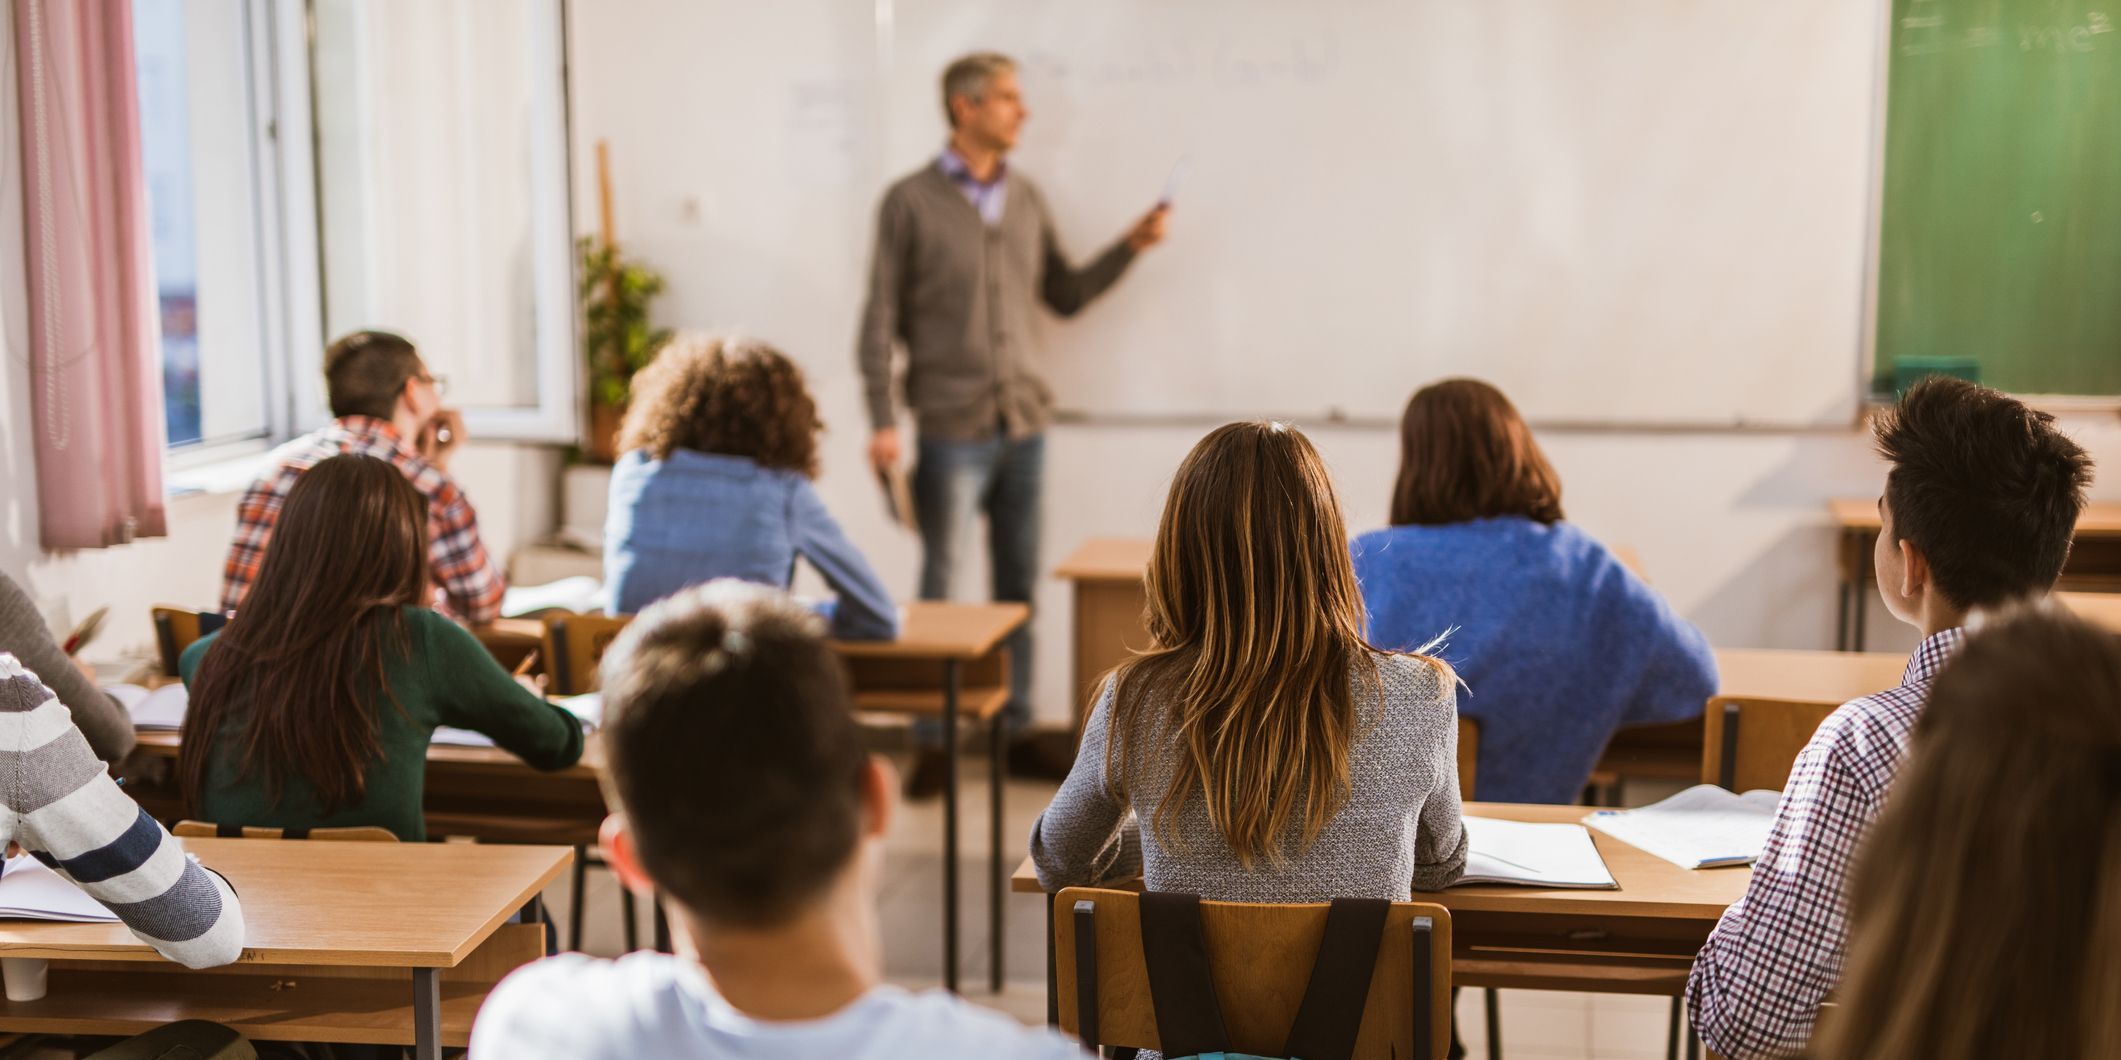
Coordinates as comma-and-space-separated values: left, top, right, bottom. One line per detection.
596, 140, 615, 250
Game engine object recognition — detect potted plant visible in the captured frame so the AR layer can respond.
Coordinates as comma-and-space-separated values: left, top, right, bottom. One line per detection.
578, 234, 670, 463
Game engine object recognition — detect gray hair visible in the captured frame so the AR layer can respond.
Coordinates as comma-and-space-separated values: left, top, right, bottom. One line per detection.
941, 52, 1017, 128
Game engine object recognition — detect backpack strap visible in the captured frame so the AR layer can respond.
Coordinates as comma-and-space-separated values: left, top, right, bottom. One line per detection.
1138, 891, 1230, 1058
1281, 897, 1391, 1060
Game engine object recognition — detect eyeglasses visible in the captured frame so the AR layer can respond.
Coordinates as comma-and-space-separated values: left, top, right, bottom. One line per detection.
409, 372, 450, 398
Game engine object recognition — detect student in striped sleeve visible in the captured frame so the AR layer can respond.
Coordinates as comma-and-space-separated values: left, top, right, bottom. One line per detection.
0, 654, 244, 968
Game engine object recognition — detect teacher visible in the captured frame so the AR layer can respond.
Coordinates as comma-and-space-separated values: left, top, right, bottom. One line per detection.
857, 51, 1169, 798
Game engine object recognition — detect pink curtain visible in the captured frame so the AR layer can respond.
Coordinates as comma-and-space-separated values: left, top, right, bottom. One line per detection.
13, 0, 165, 550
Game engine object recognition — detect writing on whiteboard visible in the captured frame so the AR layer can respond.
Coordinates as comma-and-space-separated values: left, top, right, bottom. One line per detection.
1020, 34, 1340, 92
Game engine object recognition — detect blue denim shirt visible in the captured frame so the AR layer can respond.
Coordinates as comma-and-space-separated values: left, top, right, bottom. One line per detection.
604, 449, 899, 640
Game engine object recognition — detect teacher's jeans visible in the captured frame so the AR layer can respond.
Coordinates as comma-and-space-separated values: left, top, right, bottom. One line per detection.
912, 430, 1042, 745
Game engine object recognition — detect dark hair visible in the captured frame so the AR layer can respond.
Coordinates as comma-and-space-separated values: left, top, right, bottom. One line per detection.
1108, 421, 1449, 867
616, 334, 823, 478
1390, 378, 1565, 526
181, 454, 428, 816
1872, 377, 2092, 609
323, 330, 423, 420
597, 580, 864, 926
1821, 606, 2121, 1059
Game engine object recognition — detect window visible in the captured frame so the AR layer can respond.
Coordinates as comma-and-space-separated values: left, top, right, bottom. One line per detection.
311, 0, 578, 441
133, 0, 281, 452
131, 0, 572, 461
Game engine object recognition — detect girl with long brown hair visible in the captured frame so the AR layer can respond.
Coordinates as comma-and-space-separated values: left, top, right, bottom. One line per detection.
1031, 421, 1466, 901
1352, 378, 1715, 803
603, 334, 898, 641
1815, 606, 2121, 1060
180, 454, 584, 840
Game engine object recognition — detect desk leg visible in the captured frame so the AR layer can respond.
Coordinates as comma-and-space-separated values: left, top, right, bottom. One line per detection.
413, 967, 440, 1060
990, 714, 1007, 994
1836, 529, 1857, 651
1851, 579, 1868, 651
943, 658, 961, 994
1045, 895, 1058, 1025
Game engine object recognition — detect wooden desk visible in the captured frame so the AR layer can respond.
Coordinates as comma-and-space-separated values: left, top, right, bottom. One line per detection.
1013, 802, 1749, 1022
0, 839, 569, 1058
1687, 648, 1908, 791
123, 601, 1029, 997
1829, 498, 2121, 650
2059, 590, 2121, 633
835, 601, 1028, 995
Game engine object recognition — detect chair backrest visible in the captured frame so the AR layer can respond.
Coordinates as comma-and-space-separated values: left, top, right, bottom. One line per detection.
172, 820, 399, 843
2057, 591, 2121, 634
1455, 716, 1478, 802
1055, 886, 1453, 1060
1700, 697, 1839, 792
541, 614, 635, 695
150, 606, 228, 678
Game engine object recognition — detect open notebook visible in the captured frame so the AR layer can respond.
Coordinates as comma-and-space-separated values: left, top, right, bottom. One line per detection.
432, 693, 602, 748
106, 683, 188, 731
1451, 816, 1618, 889
1584, 784, 1781, 869
0, 856, 119, 923
110, 683, 601, 751
500, 576, 605, 618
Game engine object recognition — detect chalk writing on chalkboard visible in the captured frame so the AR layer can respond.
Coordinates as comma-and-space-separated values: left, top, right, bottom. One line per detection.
1897, 4, 2112, 56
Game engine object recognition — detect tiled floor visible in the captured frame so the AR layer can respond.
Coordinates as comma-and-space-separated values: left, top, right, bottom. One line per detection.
543, 756, 1703, 1059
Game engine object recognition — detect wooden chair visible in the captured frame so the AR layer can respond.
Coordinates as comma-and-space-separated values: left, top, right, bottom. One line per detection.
84, 1019, 254, 1059
1056, 886, 1453, 1060
1700, 696, 1839, 792
149, 606, 227, 678
172, 821, 397, 843
541, 613, 635, 695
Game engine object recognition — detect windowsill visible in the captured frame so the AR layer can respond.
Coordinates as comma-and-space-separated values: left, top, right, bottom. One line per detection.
165, 445, 277, 499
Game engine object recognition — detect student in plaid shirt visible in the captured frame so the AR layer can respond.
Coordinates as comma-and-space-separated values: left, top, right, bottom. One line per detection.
222, 331, 505, 625
1685, 378, 2093, 1059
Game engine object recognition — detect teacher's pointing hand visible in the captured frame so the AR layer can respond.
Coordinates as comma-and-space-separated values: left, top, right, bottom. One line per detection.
1126, 205, 1171, 253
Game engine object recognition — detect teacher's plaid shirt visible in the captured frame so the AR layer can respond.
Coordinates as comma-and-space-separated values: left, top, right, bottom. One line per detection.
1685, 627, 1964, 1059
219, 416, 505, 624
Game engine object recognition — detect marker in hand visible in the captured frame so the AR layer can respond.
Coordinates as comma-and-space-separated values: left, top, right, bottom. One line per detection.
1159, 154, 1190, 209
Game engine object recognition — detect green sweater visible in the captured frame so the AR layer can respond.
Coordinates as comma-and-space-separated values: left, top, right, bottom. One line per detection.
179, 607, 584, 841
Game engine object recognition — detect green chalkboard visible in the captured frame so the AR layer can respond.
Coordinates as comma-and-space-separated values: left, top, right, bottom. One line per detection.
1875, 0, 2121, 397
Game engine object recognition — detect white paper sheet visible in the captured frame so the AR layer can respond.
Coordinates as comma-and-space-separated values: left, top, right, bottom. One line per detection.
1584, 784, 1782, 869
1452, 817, 1618, 889
0, 856, 119, 923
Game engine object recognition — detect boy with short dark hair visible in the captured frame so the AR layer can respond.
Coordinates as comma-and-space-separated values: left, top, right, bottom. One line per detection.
1686, 377, 2094, 1058
470, 580, 1085, 1058
222, 330, 503, 623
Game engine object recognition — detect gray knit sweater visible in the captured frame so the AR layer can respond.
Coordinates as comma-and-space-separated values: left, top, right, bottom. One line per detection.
1030, 652, 1469, 901
0, 572, 134, 762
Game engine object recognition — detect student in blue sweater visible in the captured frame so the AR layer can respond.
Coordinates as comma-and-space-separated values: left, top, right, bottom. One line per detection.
1352, 379, 1717, 803
604, 335, 899, 640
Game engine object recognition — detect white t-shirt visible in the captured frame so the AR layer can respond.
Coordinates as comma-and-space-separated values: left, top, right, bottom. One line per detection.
470, 952, 1090, 1059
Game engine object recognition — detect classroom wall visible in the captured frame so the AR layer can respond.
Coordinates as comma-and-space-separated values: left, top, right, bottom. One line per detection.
569, 0, 2121, 723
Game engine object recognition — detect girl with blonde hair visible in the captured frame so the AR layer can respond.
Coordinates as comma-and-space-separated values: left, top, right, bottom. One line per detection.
1031, 421, 1466, 899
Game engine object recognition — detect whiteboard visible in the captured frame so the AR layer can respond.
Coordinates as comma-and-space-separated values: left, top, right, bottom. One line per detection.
876, 0, 1881, 427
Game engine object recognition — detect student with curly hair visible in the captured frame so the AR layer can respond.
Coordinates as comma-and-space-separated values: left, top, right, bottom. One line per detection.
604, 334, 899, 639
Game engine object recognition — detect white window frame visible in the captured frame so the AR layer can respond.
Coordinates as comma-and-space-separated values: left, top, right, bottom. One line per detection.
170, 0, 579, 477
302, 0, 579, 444
159, 0, 321, 472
